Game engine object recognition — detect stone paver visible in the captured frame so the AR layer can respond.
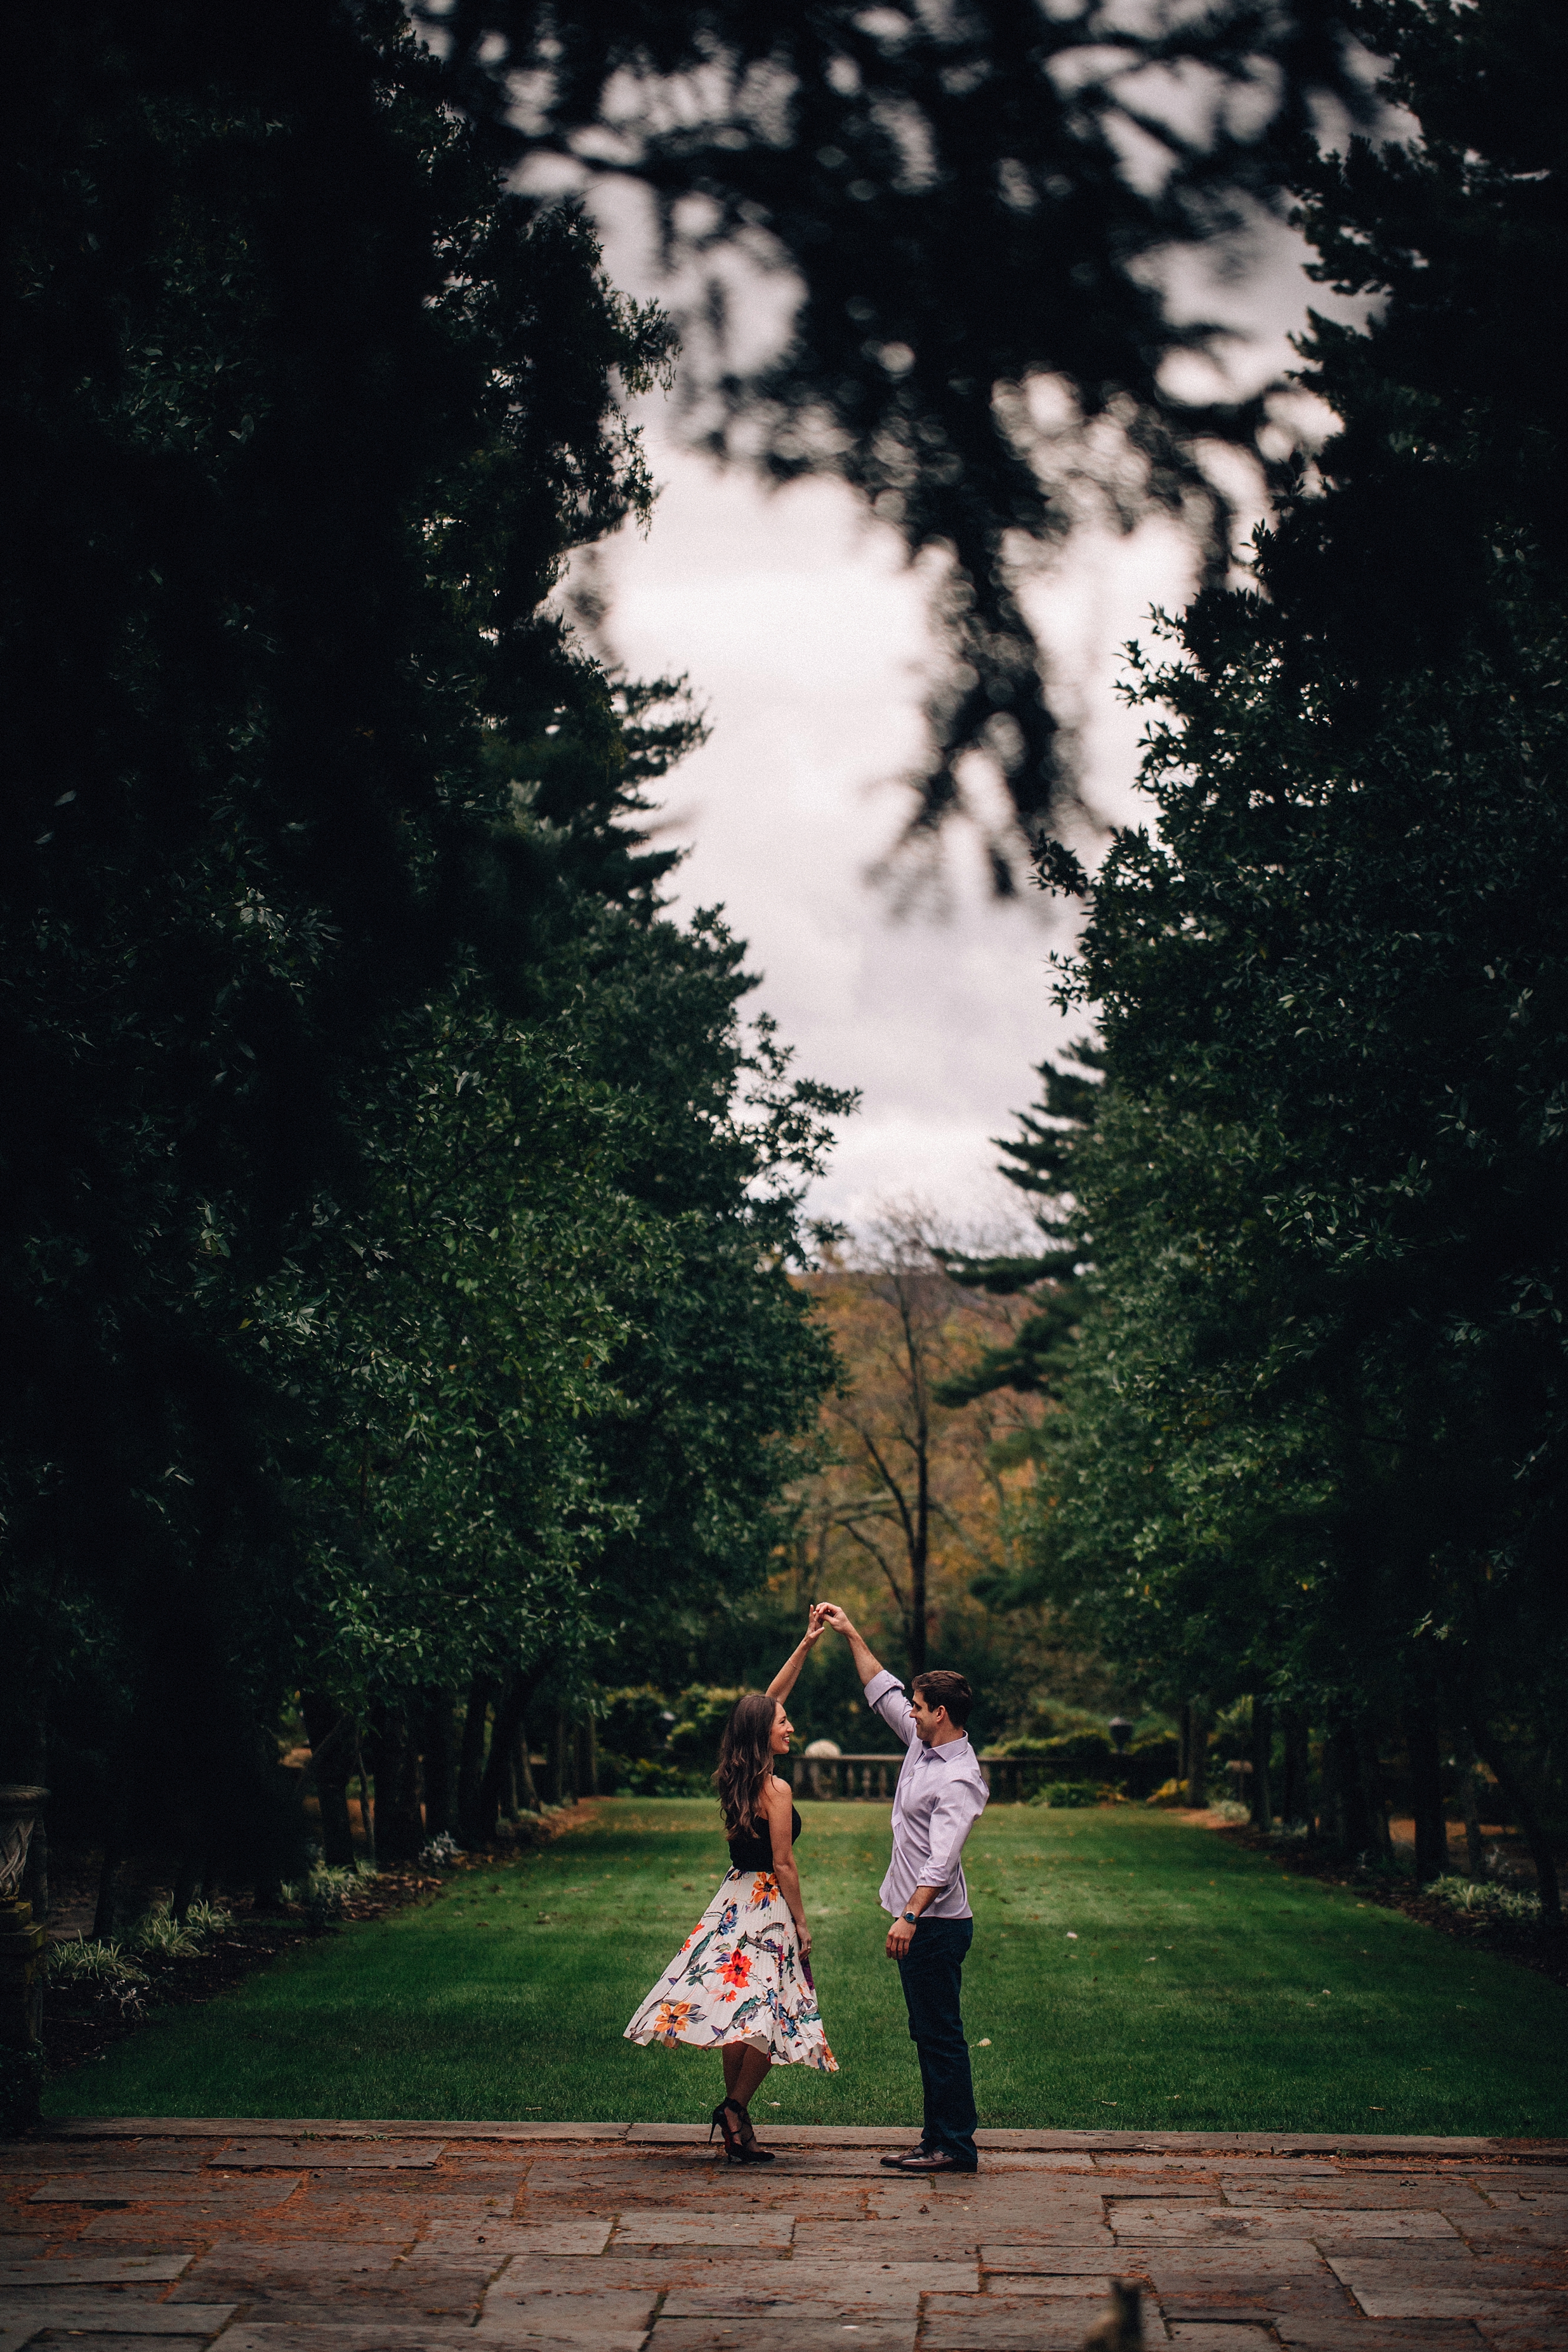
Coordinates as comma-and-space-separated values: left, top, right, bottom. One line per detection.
0, 2253, 193, 2286
0, 2304, 237, 2333
214, 2148, 443, 2172
610, 2214, 795, 2247
0, 2126, 1564, 2348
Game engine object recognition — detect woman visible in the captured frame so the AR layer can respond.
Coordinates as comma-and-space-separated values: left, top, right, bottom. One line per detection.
624, 1607, 837, 2159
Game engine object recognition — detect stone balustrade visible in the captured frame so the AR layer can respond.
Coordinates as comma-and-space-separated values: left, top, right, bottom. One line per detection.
778, 1754, 1052, 1803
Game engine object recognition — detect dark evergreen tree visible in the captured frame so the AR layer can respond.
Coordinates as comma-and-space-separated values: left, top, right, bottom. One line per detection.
1036, 0, 1568, 1908
1, 4, 845, 1883
937, 1041, 1100, 1405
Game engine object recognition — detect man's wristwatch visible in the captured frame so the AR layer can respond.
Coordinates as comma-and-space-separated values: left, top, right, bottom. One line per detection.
900, 1910, 918, 1924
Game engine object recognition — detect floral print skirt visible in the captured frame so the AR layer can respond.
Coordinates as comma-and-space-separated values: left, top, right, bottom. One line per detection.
624, 1866, 838, 2071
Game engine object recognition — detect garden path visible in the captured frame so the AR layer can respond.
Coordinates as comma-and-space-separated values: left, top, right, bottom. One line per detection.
1, 2120, 1564, 2351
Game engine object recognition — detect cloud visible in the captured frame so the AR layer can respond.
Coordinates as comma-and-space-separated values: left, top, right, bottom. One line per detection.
582, 185, 1358, 1232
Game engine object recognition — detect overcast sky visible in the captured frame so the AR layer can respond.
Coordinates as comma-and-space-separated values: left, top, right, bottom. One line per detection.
582, 195, 1345, 1240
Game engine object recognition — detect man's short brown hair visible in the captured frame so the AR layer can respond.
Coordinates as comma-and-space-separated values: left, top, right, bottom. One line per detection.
912, 1669, 973, 1729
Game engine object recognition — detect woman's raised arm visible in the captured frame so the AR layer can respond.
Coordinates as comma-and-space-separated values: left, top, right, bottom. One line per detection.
766, 1603, 827, 1701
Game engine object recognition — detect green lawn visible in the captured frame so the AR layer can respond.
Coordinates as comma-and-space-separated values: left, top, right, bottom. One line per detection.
47, 1799, 1568, 2134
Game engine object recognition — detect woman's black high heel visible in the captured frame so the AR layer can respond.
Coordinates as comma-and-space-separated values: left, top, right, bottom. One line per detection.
732, 2101, 777, 2163
709, 2097, 776, 2163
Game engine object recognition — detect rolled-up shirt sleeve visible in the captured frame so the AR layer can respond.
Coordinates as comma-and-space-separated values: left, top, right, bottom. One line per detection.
923, 1774, 987, 1891
864, 1667, 916, 1748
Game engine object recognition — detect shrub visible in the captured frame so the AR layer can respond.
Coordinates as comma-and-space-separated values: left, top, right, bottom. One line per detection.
597, 1686, 673, 1759
506, 1811, 559, 1851
180, 1900, 234, 1938
43, 1936, 150, 2014
610, 1758, 711, 1797
664, 1687, 745, 1765
988, 1728, 1178, 1799
280, 1863, 366, 1929
119, 1899, 233, 1959
124, 1906, 204, 1960
1122, 1733, 1180, 1797
1427, 1874, 1543, 1923
1029, 1780, 1104, 1809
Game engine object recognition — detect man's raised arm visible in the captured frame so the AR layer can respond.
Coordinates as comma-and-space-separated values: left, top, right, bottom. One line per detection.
816, 1604, 882, 1688
817, 1605, 916, 1747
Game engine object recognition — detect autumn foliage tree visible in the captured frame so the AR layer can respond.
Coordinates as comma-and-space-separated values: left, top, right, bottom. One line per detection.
792, 1208, 1047, 1680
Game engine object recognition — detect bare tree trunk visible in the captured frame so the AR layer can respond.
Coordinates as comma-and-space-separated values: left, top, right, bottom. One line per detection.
1326, 1716, 1377, 1861
1177, 1703, 1190, 1792
456, 1673, 494, 1849
576, 1716, 598, 1798
1458, 1740, 1487, 1878
171, 1839, 206, 1922
15, 1703, 49, 1925
1363, 1725, 1393, 1859
300, 1692, 356, 1866
888, 1260, 933, 1679
371, 1705, 424, 1864
1280, 1707, 1311, 1830
93, 1831, 123, 1943
1187, 1705, 1209, 1809
1407, 1710, 1447, 1884
910, 1458, 928, 1678
1472, 1729, 1562, 1931
169, 1769, 212, 1921
1249, 1697, 1274, 1832
476, 1671, 545, 1842
421, 1690, 456, 1840
1323, 1719, 1345, 1854
514, 1717, 539, 1811
353, 1727, 376, 1868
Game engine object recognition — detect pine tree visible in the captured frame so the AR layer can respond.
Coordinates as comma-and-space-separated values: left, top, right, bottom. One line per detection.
936, 1041, 1101, 1405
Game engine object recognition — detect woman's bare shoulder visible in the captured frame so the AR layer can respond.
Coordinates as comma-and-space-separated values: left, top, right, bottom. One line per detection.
761, 1774, 793, 1811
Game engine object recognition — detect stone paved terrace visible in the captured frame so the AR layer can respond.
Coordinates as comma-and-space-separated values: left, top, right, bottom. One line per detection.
1, 2121, 1565, 2351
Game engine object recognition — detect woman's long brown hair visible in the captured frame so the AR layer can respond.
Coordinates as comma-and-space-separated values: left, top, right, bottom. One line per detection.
715, 1691, 781, 1834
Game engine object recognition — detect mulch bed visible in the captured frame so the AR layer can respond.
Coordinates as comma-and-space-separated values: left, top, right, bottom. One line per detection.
41, 1802, 602, 2083
1213, 1821, 1568, 1990
43, 1868, 445, 2080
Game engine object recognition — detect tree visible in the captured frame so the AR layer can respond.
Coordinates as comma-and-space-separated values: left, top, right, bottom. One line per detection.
471, 682, 858, 1730
243, 899, 849, 1855
796, 1208, 1046, 1676
1031, 0, 1568, 1910
438, 0, 1369, 866
3, 1, 668, 1666
0, 5, 852, 1886
937, 1040, 1102, 1404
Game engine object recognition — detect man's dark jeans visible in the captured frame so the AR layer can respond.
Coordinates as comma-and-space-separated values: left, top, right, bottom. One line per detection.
895, 1914, 977, 2167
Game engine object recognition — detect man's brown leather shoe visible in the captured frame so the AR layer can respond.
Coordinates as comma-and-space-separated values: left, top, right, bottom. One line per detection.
878, 2142, 931, 2167
892, 2148, 978, 2174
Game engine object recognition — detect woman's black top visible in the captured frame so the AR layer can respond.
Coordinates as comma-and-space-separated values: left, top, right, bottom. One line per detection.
727, 1806, 803, 1872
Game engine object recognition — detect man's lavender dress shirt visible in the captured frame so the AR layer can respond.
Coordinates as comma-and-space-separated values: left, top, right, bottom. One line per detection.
864, 1668, 989, 1920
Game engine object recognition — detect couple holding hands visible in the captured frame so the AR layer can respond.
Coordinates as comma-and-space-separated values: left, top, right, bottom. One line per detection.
624, 1602, 988, 2174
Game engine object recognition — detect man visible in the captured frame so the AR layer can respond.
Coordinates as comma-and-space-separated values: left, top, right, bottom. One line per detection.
817, 1604, 987, 2174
